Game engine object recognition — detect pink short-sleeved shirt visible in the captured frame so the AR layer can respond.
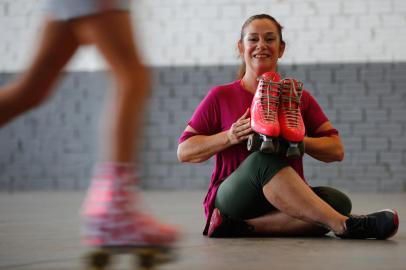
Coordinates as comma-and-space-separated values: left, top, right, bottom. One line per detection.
179, 80, 332, 233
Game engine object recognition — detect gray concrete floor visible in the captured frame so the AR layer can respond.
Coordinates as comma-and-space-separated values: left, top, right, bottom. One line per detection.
0, 191, 405, 270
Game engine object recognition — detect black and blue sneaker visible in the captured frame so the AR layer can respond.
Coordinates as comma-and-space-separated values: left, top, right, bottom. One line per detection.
337, 209, 399, 240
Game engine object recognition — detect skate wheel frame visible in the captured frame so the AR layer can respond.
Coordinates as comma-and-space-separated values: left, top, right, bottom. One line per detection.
286, 141, 305, 157
247, 133, 262, 152
84, 245, 175, 270
247, 133, 281, 154
260, 140, 276, 153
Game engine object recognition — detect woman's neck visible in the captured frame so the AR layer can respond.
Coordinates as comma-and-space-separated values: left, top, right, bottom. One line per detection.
241, 68, 277, 94
240, 72, 260, 94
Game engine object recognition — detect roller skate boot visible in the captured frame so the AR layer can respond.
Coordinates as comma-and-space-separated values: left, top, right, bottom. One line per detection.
278, 78, 305, 157
81, 163, 179, 247
336, 209, 399, 240
247, 71, 281, 153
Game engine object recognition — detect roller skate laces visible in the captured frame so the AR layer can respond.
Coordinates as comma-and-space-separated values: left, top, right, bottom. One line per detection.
279, 78, 305, 142
247, 72, 281, 153
256, 72, 281, 128
81, 163, 179, 247
277, 78, 305, 157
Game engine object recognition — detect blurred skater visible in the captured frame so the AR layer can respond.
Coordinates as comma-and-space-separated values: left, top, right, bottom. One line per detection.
0, 0, 179, 246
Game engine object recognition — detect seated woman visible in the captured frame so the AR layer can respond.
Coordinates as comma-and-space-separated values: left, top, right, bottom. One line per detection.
177, 14, 398, 239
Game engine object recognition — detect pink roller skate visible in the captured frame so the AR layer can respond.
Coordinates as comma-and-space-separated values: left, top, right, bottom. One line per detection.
247, 71, 281, 153
82, 163, 179, 269
278, 78, 305, 157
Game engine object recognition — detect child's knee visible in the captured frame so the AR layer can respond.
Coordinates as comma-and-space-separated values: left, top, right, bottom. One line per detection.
116, 66, 150, 96
10, 83, 49, 110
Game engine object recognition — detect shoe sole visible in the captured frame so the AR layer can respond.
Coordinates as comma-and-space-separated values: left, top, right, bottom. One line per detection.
386, 209, 399, 239
208, 208, 222, 237
375, 209, 399, 239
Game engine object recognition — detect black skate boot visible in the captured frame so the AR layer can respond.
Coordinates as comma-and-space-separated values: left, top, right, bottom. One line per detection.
336, 209, 399, 240
208, 208, 254, 238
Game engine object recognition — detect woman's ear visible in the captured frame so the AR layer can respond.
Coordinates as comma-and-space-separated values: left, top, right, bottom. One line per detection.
238, 40, 244, 57
278, 41, 286, 58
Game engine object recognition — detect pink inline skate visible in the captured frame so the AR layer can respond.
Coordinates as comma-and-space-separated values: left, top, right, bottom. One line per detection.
82, 163, 179, 269
278, 78, 305, 157
247, 71, 281, 153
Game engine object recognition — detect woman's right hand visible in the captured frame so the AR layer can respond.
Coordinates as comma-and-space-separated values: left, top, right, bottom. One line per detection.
178, 108, 253, 163
227, 108, 253, 145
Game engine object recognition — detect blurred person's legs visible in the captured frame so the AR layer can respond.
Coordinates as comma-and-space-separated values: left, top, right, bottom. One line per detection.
70, 11, 148, 163
72, 11, 179, 246
0, 19, 79, 126
0, 6, 178, 246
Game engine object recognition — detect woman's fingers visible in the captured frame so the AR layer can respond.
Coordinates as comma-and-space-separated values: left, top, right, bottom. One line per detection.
234, 118, 250, 132
234, 119, 252, 141
239, 133, 252, 141
237, 127, 252, 137
228, 109, 252, 145
238, 108, 250, 121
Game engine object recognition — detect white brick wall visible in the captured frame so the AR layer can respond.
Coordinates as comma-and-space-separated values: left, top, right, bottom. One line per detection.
0, 0, 405, 71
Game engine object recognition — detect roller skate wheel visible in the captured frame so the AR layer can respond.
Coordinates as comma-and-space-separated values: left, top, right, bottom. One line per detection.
299, 141, 305, 156
85, 250, 111, 270
136, 247, 176, 270
260, 140, 275, 153
136, 249, 157, 270
286, 146, 301, 157
247, 133, 262, 152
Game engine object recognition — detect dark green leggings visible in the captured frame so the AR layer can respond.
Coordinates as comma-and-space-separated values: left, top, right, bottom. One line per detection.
215, 152, 352, 220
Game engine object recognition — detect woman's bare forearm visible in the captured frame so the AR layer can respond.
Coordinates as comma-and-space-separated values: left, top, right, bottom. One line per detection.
177, 131, 231, 163
304, 135, 344, 163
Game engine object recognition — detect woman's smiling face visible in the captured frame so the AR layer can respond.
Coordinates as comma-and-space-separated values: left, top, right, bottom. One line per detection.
238, 18, 285, 76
